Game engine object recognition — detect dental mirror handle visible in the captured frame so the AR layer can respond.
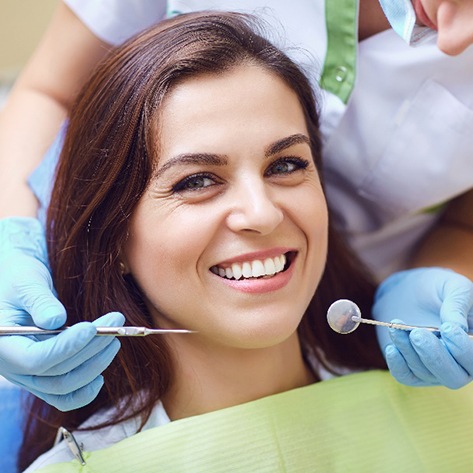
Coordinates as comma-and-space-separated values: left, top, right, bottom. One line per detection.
351, 316, 473, 339
0, 326, 195, 336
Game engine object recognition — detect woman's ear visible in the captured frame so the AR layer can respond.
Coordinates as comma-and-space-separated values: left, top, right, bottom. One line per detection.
118, 260, 130, 275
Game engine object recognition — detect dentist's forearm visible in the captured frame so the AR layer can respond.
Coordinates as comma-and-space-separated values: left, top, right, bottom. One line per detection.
410, 189, 473, 281
0, 1, 111, 218
0, 89, 66, 217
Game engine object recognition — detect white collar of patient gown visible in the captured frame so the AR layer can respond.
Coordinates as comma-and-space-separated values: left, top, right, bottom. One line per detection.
24, 401, 170, 472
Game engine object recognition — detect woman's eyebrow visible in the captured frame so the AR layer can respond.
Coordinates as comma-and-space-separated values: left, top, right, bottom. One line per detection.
153, 153, 228, 179
265, 134, 310, 157
153, 134, 310, 179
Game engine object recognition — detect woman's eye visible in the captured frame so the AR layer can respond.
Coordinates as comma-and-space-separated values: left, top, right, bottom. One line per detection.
265, 157, 309, 177
172, 173, 217, 193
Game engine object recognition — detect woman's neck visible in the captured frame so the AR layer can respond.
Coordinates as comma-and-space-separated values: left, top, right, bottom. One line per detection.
162, 333, 314, 421
358, 0, 391, 40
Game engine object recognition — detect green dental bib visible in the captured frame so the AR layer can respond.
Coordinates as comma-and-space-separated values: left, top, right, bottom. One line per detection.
37, 370, 473, 472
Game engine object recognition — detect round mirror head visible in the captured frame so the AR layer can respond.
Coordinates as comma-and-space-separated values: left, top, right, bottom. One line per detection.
327, 299, 361, 334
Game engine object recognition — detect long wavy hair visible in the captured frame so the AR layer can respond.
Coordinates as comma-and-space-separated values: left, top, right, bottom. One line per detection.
19, 12, 386, 471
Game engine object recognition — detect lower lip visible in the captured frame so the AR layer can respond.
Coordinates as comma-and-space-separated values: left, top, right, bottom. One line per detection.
412, 0, 438, 30
213, 258, 296, 294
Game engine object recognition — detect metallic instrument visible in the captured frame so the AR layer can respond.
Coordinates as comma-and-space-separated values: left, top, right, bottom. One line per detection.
0, 326, 195, 336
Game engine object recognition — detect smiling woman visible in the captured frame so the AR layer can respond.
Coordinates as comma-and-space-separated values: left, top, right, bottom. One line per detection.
124, 64, 329, 359
19, 11, 388, 471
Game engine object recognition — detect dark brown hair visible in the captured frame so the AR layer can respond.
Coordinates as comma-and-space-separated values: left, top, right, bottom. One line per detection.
19, 12, 385, 470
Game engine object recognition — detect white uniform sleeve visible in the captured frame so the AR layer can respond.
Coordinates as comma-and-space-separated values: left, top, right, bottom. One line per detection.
64, 0, 168, 45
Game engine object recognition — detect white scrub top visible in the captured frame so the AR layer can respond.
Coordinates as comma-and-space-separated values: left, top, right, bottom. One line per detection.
64, 0, 473, 280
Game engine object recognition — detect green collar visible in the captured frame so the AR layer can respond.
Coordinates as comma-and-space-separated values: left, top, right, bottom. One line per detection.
36, 371, 473, 472
320, 0, 358, 104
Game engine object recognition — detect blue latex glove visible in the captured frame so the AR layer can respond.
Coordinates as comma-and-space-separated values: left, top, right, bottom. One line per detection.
374, 267, 473, 389
0, 217, 124, 410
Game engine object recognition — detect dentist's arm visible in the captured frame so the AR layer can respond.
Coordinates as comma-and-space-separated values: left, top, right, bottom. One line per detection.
411, 190, 473, 279
0, 2, 119, 411
0, 1, 110, 218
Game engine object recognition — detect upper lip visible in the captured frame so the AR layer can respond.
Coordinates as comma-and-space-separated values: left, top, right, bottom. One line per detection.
212, 247, 295, 267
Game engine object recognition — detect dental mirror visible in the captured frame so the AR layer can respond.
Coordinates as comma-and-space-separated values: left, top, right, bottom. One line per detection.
327, 299, 473, 338
327, 299, 361, 334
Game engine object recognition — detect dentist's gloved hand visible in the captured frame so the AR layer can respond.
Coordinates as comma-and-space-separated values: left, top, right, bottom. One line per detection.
0, 217, 124, 411
374, 267, 473, 389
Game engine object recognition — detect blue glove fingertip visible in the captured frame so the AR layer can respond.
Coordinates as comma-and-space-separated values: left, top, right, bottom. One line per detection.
388, 319, 407, 340
55, 376, 105, 412
441, 322, 455, 334
409, 328, 430, 346
36, 308, 67, 330
30, 298, 67, 330
66, 323, 99, 348
82, 375, 105, 403
385, 344, 397, 359
90, 374, 105, 392
440, 322, 468, 344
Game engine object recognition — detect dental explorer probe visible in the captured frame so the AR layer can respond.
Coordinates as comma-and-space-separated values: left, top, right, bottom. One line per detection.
327, 299, 473, 338
0, 326, 195, 336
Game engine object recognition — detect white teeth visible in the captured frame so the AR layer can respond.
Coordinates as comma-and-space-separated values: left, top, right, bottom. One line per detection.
251, 260, 265, 278
231, 262, 243, 280
212, 253, 288, 280
275, 255, 286, 273
263, 258, 276, 275
242, 262, 252, 278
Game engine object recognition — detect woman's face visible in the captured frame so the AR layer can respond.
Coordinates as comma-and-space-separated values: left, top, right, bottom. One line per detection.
124, 64, 328, 350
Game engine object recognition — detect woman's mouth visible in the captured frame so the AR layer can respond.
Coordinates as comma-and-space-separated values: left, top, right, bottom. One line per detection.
210, 252, 295, 280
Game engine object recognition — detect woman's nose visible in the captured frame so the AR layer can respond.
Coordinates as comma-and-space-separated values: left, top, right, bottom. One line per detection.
225, 181, 284, 235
